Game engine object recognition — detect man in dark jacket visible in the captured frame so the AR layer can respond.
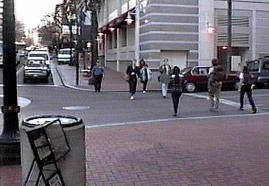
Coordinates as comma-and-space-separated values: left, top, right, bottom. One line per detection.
170, 66, 184, 117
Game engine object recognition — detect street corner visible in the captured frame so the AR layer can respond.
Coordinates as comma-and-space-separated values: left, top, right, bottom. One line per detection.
0, 95, 31, 108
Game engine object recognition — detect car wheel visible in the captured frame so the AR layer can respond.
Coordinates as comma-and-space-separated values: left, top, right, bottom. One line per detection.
185, 82, 196, 93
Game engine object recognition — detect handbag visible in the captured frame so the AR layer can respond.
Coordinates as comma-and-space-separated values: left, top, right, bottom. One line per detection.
124, 74, 130, 81
88, 77, 96, 85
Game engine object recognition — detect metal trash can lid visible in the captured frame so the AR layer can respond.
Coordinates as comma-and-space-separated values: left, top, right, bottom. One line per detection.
22, 115, 82, 128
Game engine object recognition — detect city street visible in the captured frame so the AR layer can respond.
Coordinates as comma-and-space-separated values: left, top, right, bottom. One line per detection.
1, 62, 269, 185
1, 0, 269, 185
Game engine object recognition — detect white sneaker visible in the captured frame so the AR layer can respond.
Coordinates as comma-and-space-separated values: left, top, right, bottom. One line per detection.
130, 96, 134, 100
143, 91, 146, 94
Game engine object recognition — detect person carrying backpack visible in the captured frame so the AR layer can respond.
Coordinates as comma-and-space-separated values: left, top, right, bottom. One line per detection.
207, 58, 225, 112
239, 66, 257, 113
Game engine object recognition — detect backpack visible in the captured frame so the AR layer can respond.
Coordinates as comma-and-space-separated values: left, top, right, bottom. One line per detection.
210, 65, 225, 83
243, 73, 253, 85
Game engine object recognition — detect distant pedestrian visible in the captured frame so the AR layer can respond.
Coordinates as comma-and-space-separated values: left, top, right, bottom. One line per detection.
92, 63, 104, 92
159, 59, 171, 98
170, 66, 184, 117
207, 58, 225, 112
140, 64, 152, 93
239, 66, 257, 113
126, 60, 140, 100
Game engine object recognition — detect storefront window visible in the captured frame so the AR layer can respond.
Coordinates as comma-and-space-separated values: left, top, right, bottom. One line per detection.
114, 31, 117, 48
121, 26, 127, 47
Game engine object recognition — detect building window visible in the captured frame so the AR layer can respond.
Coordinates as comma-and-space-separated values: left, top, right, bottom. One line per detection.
114, 30, 117, 48
121, 26, 127, 47
108, 34, 112, 49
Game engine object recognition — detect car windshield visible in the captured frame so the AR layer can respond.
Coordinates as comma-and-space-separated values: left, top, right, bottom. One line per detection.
180, 67, 192, 74
26, 60, 46, 67
247, 60, 259, 72
29, 54, 48, 60
59, 50, 71, 55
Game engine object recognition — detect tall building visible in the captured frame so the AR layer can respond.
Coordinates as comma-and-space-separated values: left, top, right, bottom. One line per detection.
97, 0, 269, 74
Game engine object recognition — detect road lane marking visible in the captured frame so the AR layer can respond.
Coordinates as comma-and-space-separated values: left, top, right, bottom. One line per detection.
223, 94, 269, 98
0, 84, 60, 87
85, 112, 269, 129
185, 93, 253, 110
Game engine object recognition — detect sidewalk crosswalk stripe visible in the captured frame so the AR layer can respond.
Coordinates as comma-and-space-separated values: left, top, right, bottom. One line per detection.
85, 112, 269, 129
185, 93, 253, 110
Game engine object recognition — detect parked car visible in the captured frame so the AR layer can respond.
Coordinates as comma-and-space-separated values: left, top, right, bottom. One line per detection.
180, 66, 239, 92
24, 57, 49, 83
57, 48, 75, 65
246, 57, 269, 88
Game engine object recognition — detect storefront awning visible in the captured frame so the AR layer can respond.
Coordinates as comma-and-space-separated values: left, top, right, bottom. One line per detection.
99, 8, 135, 34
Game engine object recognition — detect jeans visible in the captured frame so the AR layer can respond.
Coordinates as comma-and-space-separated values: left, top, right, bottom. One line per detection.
240, 85, 256, 111
161, 83, 168, 97
142, 80, 148, 91
172, 92, 182, 114
128, 78, 137, 95
94, 75, 103, 92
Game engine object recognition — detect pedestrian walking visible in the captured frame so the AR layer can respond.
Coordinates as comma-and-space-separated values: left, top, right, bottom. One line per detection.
126, 61, 140, 100
159, 59, 171, 98
92, 63, 104, 92
207, 58, 225, 112
239, 66, 257, 113
170, 66, 184, 117
140, 64, 152, 93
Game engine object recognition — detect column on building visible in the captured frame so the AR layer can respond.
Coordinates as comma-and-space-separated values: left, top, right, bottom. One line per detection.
199, 0, 215, 66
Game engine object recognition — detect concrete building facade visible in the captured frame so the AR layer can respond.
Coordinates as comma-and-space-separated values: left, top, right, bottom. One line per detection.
97, 0, 269, 73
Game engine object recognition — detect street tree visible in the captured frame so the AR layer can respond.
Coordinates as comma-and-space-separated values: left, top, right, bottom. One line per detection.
87, 0, 102, 68
15, 20, 25, 42
38, 14, 58, 47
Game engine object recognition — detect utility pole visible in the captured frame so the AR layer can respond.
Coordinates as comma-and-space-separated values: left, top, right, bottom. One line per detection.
0, 0, 21, 165
76, 5, 80, 86
135, 0, 140, 65
227, 0, 232, 73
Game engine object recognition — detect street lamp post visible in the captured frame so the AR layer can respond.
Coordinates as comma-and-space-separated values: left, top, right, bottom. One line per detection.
134, 0, 140, 66
69, 19, 73, 67
227, 0, 232, 73
0, 0, 21, 165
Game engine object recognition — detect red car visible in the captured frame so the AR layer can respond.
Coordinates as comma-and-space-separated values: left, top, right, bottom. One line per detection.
180, 66, 239, 92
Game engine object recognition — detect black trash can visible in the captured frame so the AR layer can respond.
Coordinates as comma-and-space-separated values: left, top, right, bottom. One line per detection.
20, 115, 86, 186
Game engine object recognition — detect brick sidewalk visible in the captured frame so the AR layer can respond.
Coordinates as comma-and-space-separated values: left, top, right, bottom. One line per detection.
3, 114, 269, 185
85, 116, 269, 186
0, 165, 21, 185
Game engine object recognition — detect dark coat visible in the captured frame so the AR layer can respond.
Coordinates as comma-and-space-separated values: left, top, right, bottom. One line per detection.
170, 74, 184, 93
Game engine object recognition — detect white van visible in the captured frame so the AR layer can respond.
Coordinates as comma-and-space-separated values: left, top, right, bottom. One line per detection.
27, 51, 51, 68
57, 48, 75, 65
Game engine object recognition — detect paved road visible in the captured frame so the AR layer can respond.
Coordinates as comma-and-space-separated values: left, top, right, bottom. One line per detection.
0, 85, 268, 127
0, 58, 54, 85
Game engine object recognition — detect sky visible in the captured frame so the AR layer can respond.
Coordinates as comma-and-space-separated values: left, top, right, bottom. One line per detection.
15, 0, 62, 31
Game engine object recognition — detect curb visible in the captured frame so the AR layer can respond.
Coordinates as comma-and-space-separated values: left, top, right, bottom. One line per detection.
56, 65, 162, 92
